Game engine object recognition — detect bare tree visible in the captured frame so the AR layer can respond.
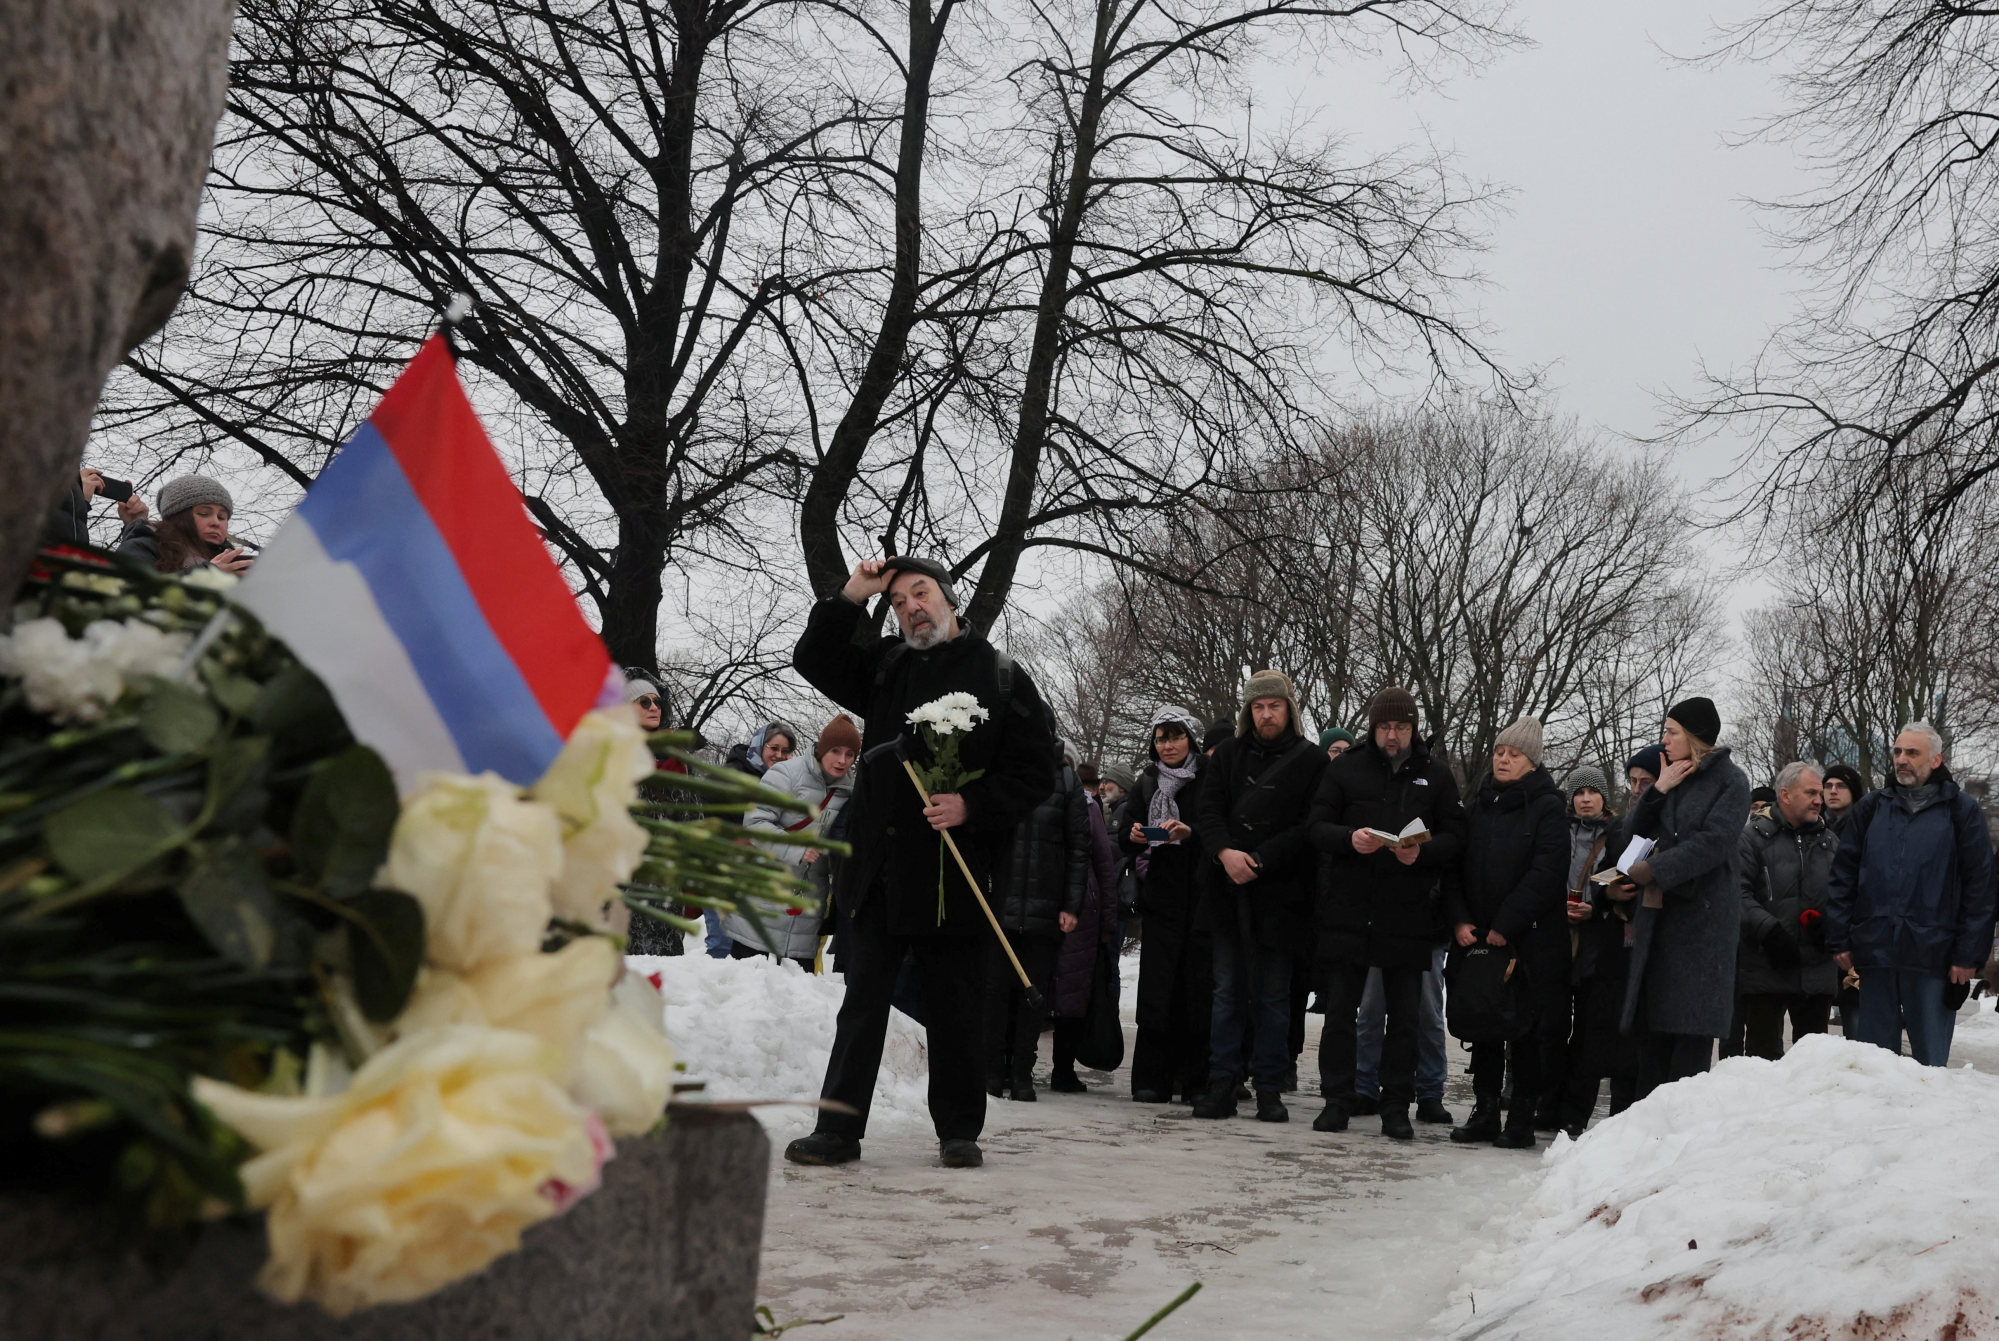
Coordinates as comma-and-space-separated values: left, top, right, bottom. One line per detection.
94, 0, 881, 664
0, 0, 234, 605
1684, 3, 1999, 527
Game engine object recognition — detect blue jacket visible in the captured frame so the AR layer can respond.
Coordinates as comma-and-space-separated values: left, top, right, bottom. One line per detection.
1825, 771, 1997, 978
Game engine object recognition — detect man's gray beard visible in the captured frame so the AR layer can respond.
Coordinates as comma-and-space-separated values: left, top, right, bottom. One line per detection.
1384, 745, 1411, 768
904, 620, 947, 650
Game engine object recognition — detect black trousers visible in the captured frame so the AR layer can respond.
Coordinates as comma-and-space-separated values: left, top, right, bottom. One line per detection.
1130, 924, 1212, 1101
1467, 1035, 1540, 1126
1557, 976, 1638, 1129
1636, 1030, 1715, 1100
1287, 950, 1313, 1063
1742, 993, 1832, 1061
985, 935, 1059, 1084
815, 893, 990, 1142
1319, 962, 1422, 1105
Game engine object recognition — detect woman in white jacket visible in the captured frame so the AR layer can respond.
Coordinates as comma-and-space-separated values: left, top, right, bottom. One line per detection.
724, 715, 861, 968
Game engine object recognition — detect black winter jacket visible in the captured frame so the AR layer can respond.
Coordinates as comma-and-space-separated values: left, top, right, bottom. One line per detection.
993, 764, 1090, 938
1453, 768, 1570, 947
1194, 730, 1327, 950
1736, 810, 1841, 998
792, 594, 1058, 937
1309, 737, 1466, 969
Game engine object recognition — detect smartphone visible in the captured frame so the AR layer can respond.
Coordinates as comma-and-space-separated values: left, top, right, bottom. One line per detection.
97, 476, 134, 502
1140, 824, 1172, 842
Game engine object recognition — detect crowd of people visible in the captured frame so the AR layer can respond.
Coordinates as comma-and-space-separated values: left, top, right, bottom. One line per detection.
54, 474, 1996, 1173
761, 555, 1999, 1170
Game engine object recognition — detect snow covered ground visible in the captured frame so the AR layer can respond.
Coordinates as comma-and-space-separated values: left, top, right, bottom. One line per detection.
1432, 1033, 1999, 1339
638, 950, 1999, 1340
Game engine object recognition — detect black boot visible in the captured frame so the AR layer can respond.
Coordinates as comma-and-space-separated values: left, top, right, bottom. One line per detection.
1050, 1069, 1087, 1093
1493, 1108, 1537, 1149
785, 1132, 861, 1166
1416, 1097, 1454, 1125
1379, 1104, 1414, 1140
1280, 1066, 1300, 1094
1255, 1088, 1289, 1123
1009, 1056, 1037, 1102
1451, 1095, 1502, 1144
940, 1139, 984, 1168
1311, 1097, 1350, 1132
1191, 1076, 1239, 1119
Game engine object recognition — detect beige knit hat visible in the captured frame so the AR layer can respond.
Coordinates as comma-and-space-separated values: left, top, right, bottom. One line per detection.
1237, 669, 1302, 738
1493, 716, 1545, 768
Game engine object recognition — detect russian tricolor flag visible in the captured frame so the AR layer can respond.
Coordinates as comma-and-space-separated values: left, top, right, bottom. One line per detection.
237, 336, 615, 791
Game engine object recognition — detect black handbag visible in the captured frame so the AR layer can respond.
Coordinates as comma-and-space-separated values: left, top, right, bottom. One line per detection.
1071, 944, 1127, 1072
1445, 942, 1528, 1042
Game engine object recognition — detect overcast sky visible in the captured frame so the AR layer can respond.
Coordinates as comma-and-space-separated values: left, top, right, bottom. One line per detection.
1294, 2, 1806, 458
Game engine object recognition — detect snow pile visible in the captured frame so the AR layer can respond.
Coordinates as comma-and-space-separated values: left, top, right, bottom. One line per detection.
1436, 1034, 1999, 1339
628, 953, 931, 1138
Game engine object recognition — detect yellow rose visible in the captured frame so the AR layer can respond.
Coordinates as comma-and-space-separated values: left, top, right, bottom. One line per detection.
393, 938, 620, 1069
569, 971, 677, 1136
381, 772, 563, 970
192, 1027, 603, 1317
531, 709, 652, 928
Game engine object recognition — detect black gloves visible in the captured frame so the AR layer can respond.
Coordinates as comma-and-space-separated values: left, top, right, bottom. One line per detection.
1762, 921, 1802, 970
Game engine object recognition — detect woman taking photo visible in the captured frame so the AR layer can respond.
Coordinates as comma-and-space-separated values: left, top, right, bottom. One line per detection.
1612, 697, 1752, 1098
116, 476, 253, 575
1449, 717, 1569, 1149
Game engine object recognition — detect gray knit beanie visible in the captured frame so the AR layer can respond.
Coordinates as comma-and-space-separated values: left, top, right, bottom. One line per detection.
1493, 716, 1545, 768
158, 475, 234, 520
1562, 763, 1609, 799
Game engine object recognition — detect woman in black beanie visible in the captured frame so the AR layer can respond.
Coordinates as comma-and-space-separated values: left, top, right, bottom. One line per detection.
1609, 696, 1752, 1098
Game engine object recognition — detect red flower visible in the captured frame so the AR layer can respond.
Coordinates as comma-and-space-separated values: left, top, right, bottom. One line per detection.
1799, 908, 1823, 930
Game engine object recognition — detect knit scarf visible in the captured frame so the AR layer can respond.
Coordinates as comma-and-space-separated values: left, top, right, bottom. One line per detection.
1146, 758, 1198, 840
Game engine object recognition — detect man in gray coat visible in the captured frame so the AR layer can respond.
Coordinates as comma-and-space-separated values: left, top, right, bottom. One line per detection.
1736, 760, 1840, 1058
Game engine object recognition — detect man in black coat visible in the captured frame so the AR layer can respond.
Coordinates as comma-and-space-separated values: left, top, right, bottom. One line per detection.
985, 746, 1089, 1101
1307, 686, 1466, 1139
783, 556, 1058, 1170
1190, 671, 1328, 1123
1736, 759, 1842, 1059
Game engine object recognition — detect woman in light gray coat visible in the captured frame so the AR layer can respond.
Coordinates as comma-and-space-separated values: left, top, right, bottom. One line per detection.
725, 715, 860, 969
1612, 696, 1752, 1099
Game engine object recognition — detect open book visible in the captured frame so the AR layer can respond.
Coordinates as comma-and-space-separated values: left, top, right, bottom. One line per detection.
1589, 835, 1657, 885
1360, 819, 1431, 850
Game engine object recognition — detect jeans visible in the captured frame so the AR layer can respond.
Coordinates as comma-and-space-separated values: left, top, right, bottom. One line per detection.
701, 907, 732, 959
1356, 945, 1446, 1101
1741, 993, 1832, 1060
1849, 968, 1956, 1066
1208, 921, 1294, 1091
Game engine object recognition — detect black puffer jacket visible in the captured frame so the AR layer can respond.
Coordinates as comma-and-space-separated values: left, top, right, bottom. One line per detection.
1452, 767, 1570, 1001
1737, 810, 1841, 998
1309, 736, 1467, 969
1194, 730, 1328, 949
993, 764, 1090, 939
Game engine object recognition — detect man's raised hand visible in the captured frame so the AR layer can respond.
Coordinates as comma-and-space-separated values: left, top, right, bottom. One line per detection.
842, 558, 893, 604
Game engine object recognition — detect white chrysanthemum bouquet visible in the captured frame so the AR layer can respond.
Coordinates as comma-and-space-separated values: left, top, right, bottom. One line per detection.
904, 691, 989, 923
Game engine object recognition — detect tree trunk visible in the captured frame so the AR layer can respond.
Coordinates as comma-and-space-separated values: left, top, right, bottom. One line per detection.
0, 0, 236, 605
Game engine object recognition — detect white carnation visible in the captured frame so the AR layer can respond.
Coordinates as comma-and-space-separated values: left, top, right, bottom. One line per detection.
0, 617, 189, 723
908, 692, 988, 737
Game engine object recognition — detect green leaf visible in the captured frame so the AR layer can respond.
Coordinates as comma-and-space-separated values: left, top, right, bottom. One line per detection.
204, 735, 271, 834
137, 679, 221, 755
250, 664, 348, 762
198, 661, 261, 716
44, 788, 181, 882
291, 746, 398, 897
177, 840, 279, 968
346, 889, 425, 1022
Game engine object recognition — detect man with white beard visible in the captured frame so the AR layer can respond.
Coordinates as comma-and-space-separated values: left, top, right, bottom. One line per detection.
784, 556, 1058, 1169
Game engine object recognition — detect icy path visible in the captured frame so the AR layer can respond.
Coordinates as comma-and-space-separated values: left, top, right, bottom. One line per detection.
745, 962, 1540, 1341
